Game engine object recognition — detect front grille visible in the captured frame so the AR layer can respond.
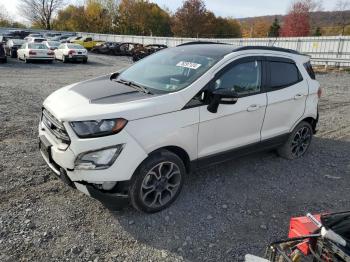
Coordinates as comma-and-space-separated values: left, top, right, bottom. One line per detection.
42, 109, 70, 143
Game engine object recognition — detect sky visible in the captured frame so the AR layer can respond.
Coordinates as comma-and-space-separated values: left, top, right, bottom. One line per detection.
2, 0, 338, 23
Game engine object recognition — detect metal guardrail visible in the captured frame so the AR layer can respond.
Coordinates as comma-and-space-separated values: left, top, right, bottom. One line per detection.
1, 27, 350, 67
77, 32, 350, 67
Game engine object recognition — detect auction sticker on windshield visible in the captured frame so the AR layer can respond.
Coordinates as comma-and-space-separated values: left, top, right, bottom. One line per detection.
176, 61, 202, 69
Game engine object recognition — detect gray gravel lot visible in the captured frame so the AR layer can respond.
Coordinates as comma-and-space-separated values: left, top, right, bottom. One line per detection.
0, 55, 349, 262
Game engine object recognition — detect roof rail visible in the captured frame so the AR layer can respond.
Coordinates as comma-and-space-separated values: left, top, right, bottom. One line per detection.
177, 41, 228, 46
234, 46, 301, 55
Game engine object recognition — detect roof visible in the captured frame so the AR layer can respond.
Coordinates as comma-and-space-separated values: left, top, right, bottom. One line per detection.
177, 41, 303, 56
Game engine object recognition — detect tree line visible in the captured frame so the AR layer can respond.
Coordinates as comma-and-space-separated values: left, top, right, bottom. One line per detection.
1, 0, 350, 38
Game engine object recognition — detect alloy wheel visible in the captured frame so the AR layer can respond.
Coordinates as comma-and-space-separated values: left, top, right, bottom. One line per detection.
140, 162, 181, 209
291, 126, 311, 158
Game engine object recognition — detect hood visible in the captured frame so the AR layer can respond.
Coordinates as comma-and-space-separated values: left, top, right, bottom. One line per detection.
43, 75, 186, 122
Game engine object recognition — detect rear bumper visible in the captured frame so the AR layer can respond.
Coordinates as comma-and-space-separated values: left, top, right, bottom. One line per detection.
66, 55, 87, 61
28, 56, 54, 60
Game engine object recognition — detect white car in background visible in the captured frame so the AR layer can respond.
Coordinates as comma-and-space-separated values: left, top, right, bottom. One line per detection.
25, 37, 47, 43
17, 42, 54, 63
43, 40, 60, 50
54, 43, 88, 63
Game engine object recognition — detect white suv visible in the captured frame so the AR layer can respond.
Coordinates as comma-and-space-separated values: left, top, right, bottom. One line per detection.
39, 43, 321, 213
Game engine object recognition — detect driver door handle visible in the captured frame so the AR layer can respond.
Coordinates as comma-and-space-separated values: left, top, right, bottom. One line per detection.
294, 94, 304, 100
247, 104, 260, 112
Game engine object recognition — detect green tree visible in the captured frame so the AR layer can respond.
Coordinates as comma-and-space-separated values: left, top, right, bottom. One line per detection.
268, 18, 281, 37
313, 27, 322, 36
54, 5, 86, 32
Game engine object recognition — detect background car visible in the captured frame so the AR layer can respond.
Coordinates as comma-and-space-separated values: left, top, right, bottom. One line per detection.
132, 44, 167, 62
25, 37, 47, 43
71, 36, 104, 50
43, 40, 61, 50
5, 39, 26, 58
54, 43, 88, 63
112, 42, 142, 56
90, 42, 120, 54
26, 33, 44, 38
17, 42, 54, 63
66, 36, 82, 43
51, 35, 71, 42
0, 43, 7, 63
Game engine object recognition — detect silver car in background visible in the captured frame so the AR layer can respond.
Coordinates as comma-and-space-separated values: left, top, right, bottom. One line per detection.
17, 42, 54, 63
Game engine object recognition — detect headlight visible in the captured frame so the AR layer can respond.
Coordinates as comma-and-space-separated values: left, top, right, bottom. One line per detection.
70, 118, 127, 138
75, 145, 124, 170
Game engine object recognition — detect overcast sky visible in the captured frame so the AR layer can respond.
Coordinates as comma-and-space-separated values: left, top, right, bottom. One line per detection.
3, 0, 337, 23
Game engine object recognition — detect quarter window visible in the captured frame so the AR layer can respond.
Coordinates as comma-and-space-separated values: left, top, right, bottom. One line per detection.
270, 62, 301, 88
214, 61, 262, 96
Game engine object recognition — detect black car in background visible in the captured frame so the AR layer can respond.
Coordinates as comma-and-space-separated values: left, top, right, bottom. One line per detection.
5, 39, 26, 58
132, 44, 168, 62
91, 42, 120, 54
0, 43, 7, 63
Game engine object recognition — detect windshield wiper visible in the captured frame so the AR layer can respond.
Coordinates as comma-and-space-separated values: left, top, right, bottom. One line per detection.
115, 78, 152, 94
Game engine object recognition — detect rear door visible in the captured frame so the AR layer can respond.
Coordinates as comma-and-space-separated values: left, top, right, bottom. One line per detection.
261, 57, 308, 140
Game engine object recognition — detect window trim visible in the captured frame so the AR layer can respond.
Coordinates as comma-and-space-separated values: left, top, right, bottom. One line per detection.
182, 56, 267, 110
265, 57, 303, 92
210, 56, 267, 98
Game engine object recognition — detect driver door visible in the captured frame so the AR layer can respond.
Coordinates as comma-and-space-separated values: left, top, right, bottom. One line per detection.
197, 57, 267, 158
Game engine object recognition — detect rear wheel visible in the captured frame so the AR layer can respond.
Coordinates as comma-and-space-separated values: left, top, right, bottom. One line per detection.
129, 150, 185, 213
277, 121, 313, 160
82, 58, 88, 63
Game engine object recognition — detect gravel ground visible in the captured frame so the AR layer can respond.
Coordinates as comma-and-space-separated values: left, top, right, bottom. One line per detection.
0, 55, 349, 262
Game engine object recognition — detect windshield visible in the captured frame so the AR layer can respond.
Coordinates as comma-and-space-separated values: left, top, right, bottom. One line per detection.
118, 45, 231, 93
67, 44, 83, 49
28, 43, 47, 49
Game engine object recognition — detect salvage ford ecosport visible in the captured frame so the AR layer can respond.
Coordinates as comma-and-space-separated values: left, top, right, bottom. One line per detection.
39, 43, 321, 213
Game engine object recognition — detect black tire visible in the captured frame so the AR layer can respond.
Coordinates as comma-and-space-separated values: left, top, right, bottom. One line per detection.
129, 150, 185, 213
82, 58, 87, 64
277, 121, 313, 160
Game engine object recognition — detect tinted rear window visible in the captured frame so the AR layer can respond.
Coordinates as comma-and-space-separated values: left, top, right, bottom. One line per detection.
28, 43, 47, 49
270, 62, 301, 88
304, 61, 316, 80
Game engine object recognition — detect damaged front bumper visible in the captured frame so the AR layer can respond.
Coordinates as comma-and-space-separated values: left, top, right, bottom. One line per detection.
39, 138, 129, 210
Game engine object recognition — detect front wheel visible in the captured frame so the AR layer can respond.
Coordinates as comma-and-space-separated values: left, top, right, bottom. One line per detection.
129, 150, 185, 213
277, 121, 313, 160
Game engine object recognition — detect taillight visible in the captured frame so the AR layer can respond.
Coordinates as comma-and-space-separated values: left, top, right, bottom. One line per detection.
29, 50, 36, 55
317, 87, 322, 98
68, 50, 75, 55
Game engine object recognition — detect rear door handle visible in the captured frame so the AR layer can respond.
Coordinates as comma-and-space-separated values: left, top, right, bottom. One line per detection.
294, 94, 304, 100
247, 104, 260, 112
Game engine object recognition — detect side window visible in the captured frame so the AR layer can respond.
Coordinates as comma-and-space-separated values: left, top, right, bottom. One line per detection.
304, 61, 316, 80
214, 60, 262, 96
269, 61, 302, 89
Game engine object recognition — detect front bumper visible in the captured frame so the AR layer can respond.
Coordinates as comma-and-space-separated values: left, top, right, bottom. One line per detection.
38, 117, 147, 209
40, 145, 129, 210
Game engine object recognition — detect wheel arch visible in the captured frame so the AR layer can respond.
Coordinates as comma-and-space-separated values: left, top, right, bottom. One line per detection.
137, 146, 191, 175
300, 116, 318, 133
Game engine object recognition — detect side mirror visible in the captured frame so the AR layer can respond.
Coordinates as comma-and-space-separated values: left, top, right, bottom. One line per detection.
207, 88, 239, 113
